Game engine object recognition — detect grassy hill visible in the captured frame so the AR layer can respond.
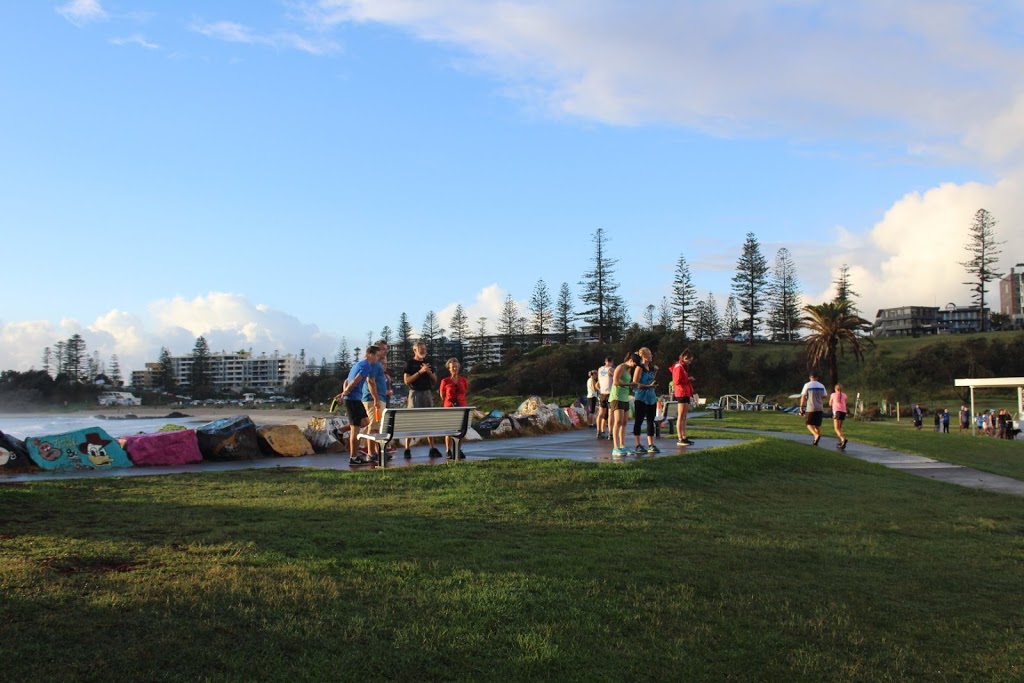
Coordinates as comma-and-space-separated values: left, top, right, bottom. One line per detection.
469, 330, 1024, 413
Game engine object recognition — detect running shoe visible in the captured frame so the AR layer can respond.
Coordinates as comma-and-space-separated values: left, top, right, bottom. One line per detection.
812, 436, 820, 446
647, 444, 660, 454
428, 447, 443, 458
679, 437, 695, 446
634, 444, 647, 454
404, 448, 412, 459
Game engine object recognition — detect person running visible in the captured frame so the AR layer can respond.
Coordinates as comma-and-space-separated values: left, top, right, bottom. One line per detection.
439, 358, 469, 459
799, 372, 827, 446
336, 345, 382, 465
670, 349, 695, 446
830, 383, 848, 450
595, 356, 615, 440
609, 353, 638, 458
586, 370, 599, 424
959, 405, 970, 434
402, 341, 441, 458
632, 347, 659, 454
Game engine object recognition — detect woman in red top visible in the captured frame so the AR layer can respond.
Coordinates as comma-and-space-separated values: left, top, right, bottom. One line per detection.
439, 357, 469, 459
670, 349, 695, 445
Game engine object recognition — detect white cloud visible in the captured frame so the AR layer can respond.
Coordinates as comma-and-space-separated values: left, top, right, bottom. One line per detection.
190, 19, 340, 56
820, 174, 1023, 318
56, 0, 107, 26
305, 1, 1024, 165
435, 284, 526, 337
110, 34, 160, 50
0, 294, 340, 378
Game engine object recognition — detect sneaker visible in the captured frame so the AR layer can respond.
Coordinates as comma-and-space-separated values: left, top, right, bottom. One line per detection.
812, 436, 820, 446
678, 437, 694, 446
445, 450, 455, 460
613, 446, 629, 457
647, 444, 660, 454
404, 448, 412, 459
456, 449, 466, 460
634, 445, 646, 454
428, 447, 443, 458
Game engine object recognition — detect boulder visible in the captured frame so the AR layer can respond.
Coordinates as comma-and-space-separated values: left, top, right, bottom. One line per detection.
257, 425, 315, 457
196, 415, 261, 461
25, 427, 134, 472
0, 431, 33, 471
122, 429, 203, 466
304, 416, 348, 453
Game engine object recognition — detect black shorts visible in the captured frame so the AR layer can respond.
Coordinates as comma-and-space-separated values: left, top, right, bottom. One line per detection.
609, 400, 629, 412
833, 411, 846, 421
599, 393, 610, 410
805, 411, 823, 427
678, 396, 691, 405
345, 399, 369, 425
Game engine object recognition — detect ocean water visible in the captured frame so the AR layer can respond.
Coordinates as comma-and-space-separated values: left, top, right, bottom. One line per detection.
0, 414, 211, 440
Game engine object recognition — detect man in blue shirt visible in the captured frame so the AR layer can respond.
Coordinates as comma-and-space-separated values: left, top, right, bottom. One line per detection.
336, 345, 383, 464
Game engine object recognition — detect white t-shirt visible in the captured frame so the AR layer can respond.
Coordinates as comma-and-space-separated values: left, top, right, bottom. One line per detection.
801, 380, 827, 412
597, 365, 613, 394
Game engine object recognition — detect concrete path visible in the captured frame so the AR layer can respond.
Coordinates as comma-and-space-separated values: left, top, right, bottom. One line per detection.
3, 426, 1023, 497
703, 426, 1024, 497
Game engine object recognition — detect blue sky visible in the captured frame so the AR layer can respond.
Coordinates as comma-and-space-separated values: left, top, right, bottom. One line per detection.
2, 1, 1023, 374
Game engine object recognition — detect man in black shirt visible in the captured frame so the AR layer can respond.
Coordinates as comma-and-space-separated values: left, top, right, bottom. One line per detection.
402, 341, 441, 458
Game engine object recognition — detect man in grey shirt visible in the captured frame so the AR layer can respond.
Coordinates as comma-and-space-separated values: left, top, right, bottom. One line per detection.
799, 372, 827, 446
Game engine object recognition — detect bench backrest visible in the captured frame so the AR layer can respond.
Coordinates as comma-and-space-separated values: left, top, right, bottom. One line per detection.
662, 401, 679, 421
378, 407, 474, 439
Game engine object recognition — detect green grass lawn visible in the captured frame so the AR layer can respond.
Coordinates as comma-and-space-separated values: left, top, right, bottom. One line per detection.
2, 439, 1024, 682
695, 411, 1024, 480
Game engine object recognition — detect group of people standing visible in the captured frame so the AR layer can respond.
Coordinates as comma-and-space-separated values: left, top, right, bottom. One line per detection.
589, 348, 697, 458
335, 340, 468, 465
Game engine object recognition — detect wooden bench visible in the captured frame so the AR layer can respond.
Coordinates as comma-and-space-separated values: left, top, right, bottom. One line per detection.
357, 407, 475, 468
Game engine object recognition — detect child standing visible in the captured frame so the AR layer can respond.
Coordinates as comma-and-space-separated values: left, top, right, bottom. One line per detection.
439, 358, 469, 459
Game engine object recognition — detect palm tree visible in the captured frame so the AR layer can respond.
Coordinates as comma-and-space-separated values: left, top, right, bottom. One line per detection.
801, 301, 871, 388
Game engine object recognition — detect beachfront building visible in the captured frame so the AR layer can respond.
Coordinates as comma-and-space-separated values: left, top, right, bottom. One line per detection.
132, 351, 306, 395
872, 306, 939, 337
1000, 264, 1024, 328
936, 303, 987, 334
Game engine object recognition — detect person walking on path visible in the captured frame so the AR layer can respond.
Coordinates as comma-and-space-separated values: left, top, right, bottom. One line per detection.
336, 345, 382, 465
670, 349, 695, 446
959, 405, 971, 434
631, 347, 659, 454
799, 372, 827, 446
595, 356, 615, 440
609, 353, 638, 458
830, 383, 848, 450
402, 341, 441, 459
439, 358, 469, 459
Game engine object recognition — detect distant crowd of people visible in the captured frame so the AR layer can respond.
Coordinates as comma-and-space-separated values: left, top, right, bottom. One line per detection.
911, 403, 1018, 439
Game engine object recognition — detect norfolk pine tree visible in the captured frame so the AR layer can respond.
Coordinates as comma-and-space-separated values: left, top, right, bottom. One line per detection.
731, 232, 770, 345
578, 228, 622, 343
672, 255, 698, 338
959, 208, 1004, 332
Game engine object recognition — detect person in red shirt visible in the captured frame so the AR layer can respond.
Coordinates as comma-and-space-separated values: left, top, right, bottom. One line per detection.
439, 357, 469, 459
670, 349, 695, 446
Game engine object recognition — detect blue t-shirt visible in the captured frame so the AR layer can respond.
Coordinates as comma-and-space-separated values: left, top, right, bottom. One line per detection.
634, 366, 657, 404
362, 361, 386, 402
345, 360, 374, 400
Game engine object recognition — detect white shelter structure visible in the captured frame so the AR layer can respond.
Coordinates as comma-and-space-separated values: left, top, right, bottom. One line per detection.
953, 377, 1024, 434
